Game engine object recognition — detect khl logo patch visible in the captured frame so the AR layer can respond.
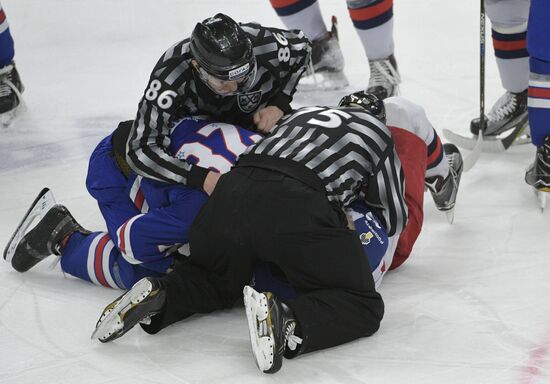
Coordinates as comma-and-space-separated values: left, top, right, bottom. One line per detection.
238, 90, 262, 113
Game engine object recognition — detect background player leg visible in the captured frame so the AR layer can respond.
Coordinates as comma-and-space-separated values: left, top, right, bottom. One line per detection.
470, 0, 529, 139
347, 0, 400, 99
269, 0, 348, 90
524, 0, 550, 210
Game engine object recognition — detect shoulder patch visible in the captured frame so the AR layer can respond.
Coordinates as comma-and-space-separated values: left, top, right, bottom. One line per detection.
238, 90, 263, 113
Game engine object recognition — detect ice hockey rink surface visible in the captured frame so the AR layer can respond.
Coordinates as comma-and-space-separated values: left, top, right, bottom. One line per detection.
1, 1, 549, 383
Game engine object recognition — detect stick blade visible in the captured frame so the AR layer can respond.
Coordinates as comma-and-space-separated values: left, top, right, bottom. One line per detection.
463, 133, 483, 172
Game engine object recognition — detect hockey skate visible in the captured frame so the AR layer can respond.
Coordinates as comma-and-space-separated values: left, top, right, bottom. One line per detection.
298, 16, 349, 91
92, 277, 166, 343
0, 61, 25, 127
525, 136, 550, 212
5, 189, 90, 272
243, 285, 302, 374
366, 54, 401, 100
425, 143, 463, 223
4, 188, 56, 264
444, 90, 530, 153
470, 90, 528, 137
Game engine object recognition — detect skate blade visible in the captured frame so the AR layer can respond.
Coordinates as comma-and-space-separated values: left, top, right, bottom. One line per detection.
462, 133, 483, 172
445, 209, 455, 224
535, 188, 549, 212
243, 286, 274, 373
0, 105, 22, 128
3, 188, 56, 263
297, 71, 349, 92
91, 279, 153, 342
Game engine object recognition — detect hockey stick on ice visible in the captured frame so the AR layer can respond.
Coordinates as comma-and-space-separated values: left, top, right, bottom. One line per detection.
462, 0, 486, 172
443, 119, 529, 153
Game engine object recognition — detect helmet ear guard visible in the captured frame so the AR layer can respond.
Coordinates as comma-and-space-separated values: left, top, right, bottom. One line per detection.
338, 91, 386, 124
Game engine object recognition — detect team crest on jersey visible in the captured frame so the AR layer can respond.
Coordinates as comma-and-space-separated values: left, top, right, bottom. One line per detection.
238, 90, 262, 113
360, 231, 374, 245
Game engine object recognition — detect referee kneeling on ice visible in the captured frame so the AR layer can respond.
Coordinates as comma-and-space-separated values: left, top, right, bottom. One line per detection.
92, 91, 407, 374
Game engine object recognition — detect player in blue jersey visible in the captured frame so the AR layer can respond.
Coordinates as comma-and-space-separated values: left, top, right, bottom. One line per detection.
0, 2, 23, 124
524, 0, 550, 208
6, 118, 260, 288
6, 114, 396, 290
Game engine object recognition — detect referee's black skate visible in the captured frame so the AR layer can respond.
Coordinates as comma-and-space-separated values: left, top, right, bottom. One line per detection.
10, 203, 89, 273
470, 89, 529, 138
92, 277, 166, 343
525, 136, 550, 211
425, 143, 463, 223
366, 54, 401, 100
243, 286, 302, 374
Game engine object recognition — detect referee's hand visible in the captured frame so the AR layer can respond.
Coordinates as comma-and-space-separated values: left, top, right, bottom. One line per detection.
254, 106, 283, 134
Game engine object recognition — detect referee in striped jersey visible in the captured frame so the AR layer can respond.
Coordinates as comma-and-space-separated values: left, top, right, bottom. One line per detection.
120, 13, 310, 196
132, 91, 407, 372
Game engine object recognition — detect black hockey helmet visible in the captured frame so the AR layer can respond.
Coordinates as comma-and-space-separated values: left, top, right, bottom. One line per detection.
190, 13, 256, 94
338, 91, 386, 123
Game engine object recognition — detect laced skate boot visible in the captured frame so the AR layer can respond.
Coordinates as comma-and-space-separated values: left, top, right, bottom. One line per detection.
525, 136, 550, 211
11, 204, 89, 272
425, 143, 463, 223
366, 54, 401, 100
92, 277, 167, 343
243, 285, 302, 374
299, 16, 348, 91
0, 61, 24, 124
470, 89, 528, 138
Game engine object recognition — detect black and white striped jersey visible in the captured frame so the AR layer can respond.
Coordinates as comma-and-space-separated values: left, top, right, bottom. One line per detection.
126, 22, 310, 189
241, 106, 407, 236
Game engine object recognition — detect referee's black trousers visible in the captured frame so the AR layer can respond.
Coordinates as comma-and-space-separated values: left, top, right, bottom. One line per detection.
144, 166, 384, 354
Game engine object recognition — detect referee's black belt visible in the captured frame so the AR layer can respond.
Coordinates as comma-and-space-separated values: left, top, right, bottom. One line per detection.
236, 154, 325, 193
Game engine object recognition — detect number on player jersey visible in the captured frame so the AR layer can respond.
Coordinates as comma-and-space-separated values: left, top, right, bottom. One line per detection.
145, 79, 178, 110
273, 32, 291, 63
307, 109, 353, 128
175, 122, 261, 173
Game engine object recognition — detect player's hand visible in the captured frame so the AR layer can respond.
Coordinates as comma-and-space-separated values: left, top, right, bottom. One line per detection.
203, 171, 221, 196
253, 106, 284, 134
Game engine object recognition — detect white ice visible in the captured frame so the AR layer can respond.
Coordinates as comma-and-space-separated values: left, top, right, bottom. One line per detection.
1, 1, 549, 383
